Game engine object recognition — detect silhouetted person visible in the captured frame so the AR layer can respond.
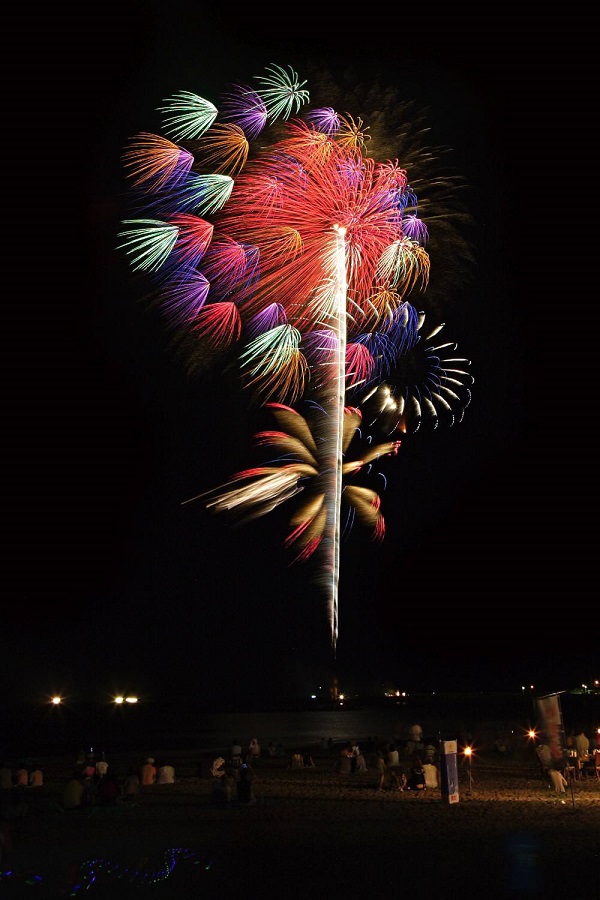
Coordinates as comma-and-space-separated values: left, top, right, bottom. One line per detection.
236, 763, 256, 804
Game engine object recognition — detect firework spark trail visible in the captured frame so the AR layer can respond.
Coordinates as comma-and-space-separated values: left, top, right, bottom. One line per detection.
318, 224, 348, 651
118, 64, 473, 652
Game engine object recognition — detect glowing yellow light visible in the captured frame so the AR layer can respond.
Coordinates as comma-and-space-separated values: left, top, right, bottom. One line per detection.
51, 696, 62, 705
463, 746, 473, 757
528, 730, 537, 739
114, 696, 124, 704
125, 696, 139, 704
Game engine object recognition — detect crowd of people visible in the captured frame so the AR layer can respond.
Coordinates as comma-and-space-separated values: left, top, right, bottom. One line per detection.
535, 724, 600, 792
0, 761, 44, 789
208, 722, 598, 800
204, 727, 443, 803
4, 722, 598, 821
328, 729, 439, 792
53, 751, 178, 811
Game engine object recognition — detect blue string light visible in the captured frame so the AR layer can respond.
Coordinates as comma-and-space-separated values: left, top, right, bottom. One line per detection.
1, 847, 213, 895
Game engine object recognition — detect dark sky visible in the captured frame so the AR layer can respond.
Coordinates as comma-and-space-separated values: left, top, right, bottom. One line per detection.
6, 4, 593, 707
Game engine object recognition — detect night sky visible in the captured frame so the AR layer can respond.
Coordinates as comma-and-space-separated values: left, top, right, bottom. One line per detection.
6, 5, 592, 707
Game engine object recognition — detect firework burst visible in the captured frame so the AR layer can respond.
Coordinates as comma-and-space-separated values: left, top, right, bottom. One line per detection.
118, 63, 474, 651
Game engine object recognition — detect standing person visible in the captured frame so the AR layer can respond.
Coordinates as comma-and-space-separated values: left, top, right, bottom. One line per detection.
248, 737, 261, 762
140, 757, 157, 785
230, 740, 242, 767
375, 750, 387, 791
236, 762, 256, 805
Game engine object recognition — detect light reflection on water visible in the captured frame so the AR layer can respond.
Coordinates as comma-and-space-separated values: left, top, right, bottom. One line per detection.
170, 706, 511, 753
193, 709, 408, 751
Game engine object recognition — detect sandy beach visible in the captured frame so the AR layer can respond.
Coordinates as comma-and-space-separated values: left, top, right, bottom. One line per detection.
1, 742, 598, 899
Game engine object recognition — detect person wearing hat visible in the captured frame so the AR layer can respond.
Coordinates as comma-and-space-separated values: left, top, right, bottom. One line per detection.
140, 757, 157, 785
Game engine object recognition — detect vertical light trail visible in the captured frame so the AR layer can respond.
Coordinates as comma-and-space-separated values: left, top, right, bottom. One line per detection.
326, 223, 348, 653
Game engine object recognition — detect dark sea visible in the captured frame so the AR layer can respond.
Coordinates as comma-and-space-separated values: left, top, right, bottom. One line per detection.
3, 692, 597, 760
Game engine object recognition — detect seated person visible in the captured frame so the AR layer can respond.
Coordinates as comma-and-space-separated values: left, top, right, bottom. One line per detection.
96, 773, 120, 805
354, 752, 368, 774
210, 757, 231, 804
336, 746, 353, 774
407, 759, 426, 791
389, 768, 407, 791
121, 768, 140, 801
156, 761, 175, 784
423, 739, 438, 764
387, 744, 400, 768
210, 756, 226, 779
14, 765, 28, 787
28, 765, 43, 787
423, 761, 438, 789
61, 772, 85, 810
140, 758, 157, 785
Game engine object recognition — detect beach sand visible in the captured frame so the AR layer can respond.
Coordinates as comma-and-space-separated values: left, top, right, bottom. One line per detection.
2, 742, 598, 899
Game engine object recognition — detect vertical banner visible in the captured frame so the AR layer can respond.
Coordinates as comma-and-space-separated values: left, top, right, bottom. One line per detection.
536, 693, 567, 766
440, 739, 459, 804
